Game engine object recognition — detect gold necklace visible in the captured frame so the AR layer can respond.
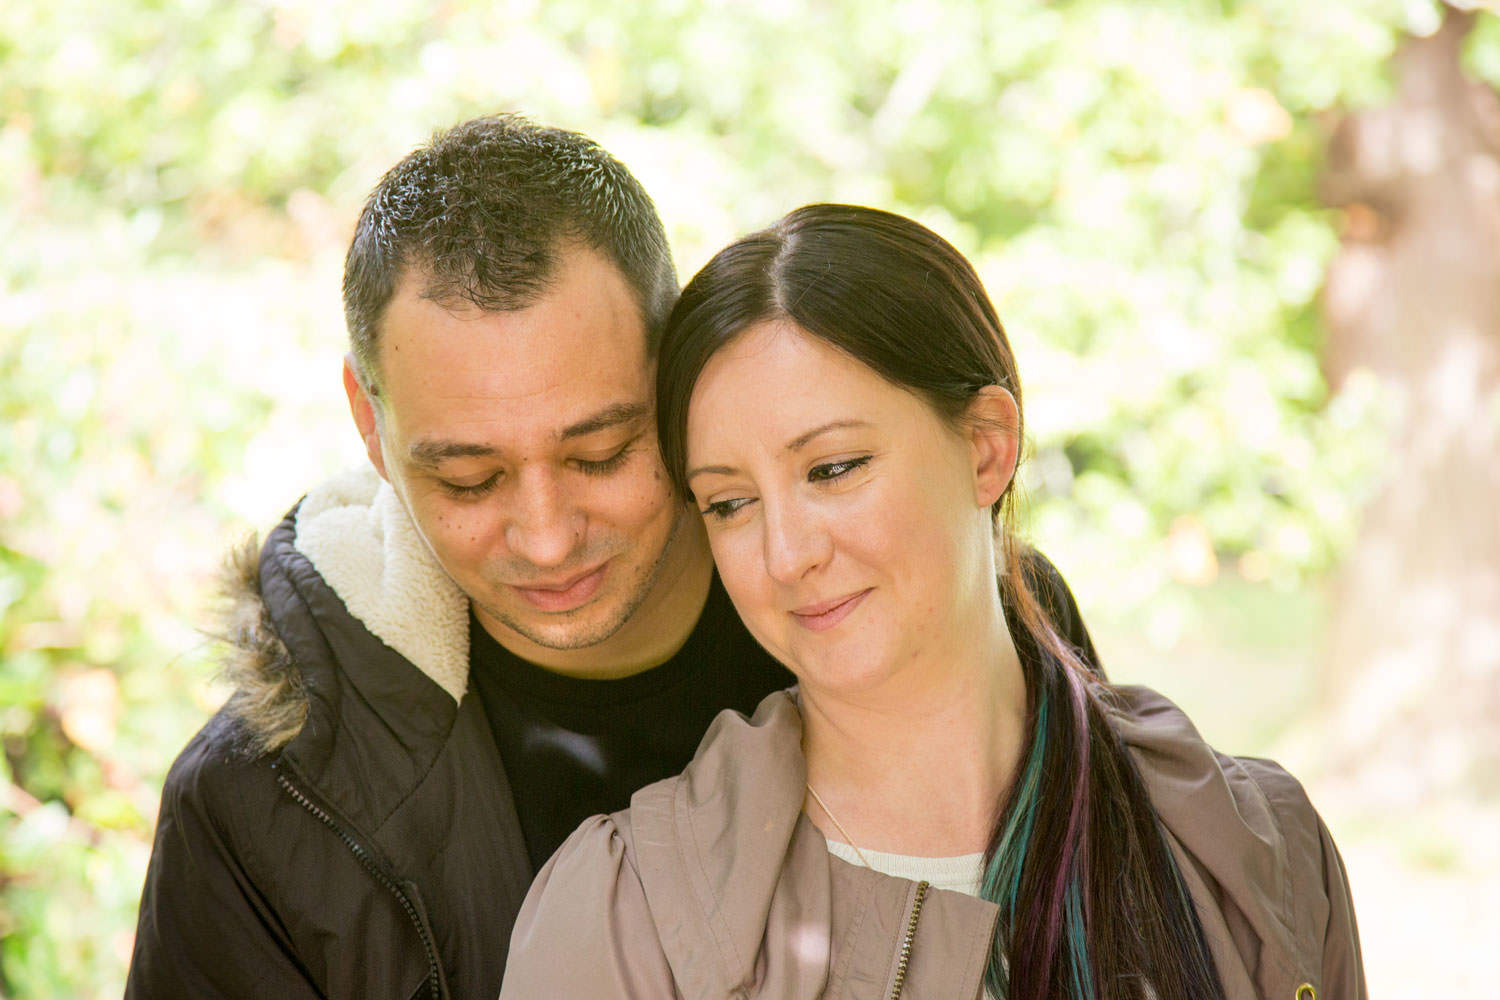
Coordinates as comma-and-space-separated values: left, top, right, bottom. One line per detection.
805, 782, 874, 869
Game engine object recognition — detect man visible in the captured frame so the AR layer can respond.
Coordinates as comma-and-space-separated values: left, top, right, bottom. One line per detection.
127, 114, 1098, 999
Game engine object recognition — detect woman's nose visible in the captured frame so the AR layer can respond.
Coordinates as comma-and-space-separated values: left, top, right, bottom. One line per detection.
762, 499, 833, 584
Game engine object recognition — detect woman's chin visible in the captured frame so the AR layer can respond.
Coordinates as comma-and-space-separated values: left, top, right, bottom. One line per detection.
789, 650, 901, 699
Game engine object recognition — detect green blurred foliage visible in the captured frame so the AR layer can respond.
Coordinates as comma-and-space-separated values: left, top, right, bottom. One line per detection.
2, 0, 1490, 994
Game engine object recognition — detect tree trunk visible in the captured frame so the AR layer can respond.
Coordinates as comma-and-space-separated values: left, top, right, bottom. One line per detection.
1320, 5, 1500, 805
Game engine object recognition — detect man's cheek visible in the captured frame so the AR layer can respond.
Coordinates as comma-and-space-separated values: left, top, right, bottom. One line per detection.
415, 503, 491, 554
589, 480, 667, 526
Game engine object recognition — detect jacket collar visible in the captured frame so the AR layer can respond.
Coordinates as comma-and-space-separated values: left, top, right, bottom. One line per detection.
220, 466, 471, 761
223, 466, 484, 841
293, 466, 469, 703
627, 691, 998, 999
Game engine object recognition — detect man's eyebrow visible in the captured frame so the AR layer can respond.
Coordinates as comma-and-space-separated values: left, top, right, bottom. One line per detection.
559, 402, 650, 441
407, 440, 501, 468
687, 420, 872, 484
785, 419, 870, 452
405, 403, 650, 468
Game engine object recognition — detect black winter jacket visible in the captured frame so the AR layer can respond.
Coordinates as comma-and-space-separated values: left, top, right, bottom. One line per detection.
128, 473, 534, 1000
126, 470, 1101, 1000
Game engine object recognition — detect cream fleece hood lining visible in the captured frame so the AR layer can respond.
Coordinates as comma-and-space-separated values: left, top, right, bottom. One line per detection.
293, 466, 469, 704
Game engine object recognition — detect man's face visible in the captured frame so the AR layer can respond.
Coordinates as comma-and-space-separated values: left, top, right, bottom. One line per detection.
347, 246, 684, 658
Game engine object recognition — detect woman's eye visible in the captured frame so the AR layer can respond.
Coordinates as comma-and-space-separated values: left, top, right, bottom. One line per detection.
808, 456, 871, 482
440, 472, 501, 499
701, 497, 754, 521
575, 445, 633, 477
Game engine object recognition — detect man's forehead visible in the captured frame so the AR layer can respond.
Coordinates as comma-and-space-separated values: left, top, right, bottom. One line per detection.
372, 247, 657, 457
381, 272, 646, 363
378, 253, 647, 368
385, 244, 643, 337
378, 337, 652, 440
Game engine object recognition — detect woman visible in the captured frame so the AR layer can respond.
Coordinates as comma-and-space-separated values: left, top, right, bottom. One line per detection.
501, 205, 1365, 1000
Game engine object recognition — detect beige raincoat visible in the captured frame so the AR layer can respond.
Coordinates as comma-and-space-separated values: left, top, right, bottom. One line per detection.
501, 686, 1365, 1000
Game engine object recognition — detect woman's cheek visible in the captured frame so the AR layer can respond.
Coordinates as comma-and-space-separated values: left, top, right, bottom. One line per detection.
712, 534, 772, 614
708, 532, 747, 589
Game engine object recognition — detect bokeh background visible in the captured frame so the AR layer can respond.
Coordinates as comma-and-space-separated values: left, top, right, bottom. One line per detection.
4, 0, 1498, 995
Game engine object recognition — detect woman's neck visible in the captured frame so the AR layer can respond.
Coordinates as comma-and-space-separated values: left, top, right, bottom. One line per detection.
800, 598, 1029, 857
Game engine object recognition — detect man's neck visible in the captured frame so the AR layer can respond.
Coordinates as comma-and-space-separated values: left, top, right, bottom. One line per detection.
475, 513, 716, 680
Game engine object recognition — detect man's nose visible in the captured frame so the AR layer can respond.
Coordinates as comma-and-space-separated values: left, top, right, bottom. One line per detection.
762, 499, 832, 584
503, 468, 583, 567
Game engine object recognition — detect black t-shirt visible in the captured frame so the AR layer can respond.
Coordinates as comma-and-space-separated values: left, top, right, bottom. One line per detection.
469, 573, 794, 871
470, 553, 1100, 872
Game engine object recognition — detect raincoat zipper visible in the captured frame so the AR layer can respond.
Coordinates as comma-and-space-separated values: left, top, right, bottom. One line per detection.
275, 765, 443, 1000
888, 880, 931, 1000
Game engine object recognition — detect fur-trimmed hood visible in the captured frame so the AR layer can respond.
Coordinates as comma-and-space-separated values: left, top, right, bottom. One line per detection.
219, 466, 470, 754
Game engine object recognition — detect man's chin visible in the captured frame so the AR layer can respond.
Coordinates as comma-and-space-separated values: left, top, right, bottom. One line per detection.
476, 598, 635, 653
472, 517, 680, 656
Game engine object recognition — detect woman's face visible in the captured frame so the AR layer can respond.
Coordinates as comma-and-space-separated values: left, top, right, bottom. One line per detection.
685, 321, 1007, 695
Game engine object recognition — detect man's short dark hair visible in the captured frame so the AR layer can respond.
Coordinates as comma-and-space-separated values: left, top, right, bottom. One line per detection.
342, 114, 678, 390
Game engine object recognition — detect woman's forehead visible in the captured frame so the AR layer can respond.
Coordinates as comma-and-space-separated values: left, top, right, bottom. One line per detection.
686, 324, 937, 456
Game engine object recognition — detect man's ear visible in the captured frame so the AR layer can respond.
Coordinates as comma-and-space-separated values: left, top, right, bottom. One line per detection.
966, 385, 1020, 509
342, 355, 389, 481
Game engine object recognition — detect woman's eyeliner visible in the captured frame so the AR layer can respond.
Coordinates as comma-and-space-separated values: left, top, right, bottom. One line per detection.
700, 455, 872, 521
702, 498, 751, 520
808, 455, 871, 481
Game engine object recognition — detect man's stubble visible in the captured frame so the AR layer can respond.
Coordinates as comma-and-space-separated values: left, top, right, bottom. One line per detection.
471, 500, 691, 652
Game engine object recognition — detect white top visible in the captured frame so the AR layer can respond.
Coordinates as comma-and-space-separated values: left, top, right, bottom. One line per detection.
822, 840, 986, 896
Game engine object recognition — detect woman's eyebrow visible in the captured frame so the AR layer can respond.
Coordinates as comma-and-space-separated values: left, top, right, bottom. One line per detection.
687, 419, 872, 483
784, 419, 871, 452
686, 463, 738, 484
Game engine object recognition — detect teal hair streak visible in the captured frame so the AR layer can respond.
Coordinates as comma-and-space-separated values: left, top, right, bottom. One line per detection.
979, 681, 1098, 1000
1065, 876, 1096, 1000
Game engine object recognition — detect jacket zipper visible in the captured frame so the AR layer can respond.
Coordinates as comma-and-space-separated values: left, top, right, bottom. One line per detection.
275, 766, 443, 1000
888, 880, 931, 1000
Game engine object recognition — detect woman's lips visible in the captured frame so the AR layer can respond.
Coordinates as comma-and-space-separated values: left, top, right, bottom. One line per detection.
512, 561, 609, 612
790, 588, 872, 632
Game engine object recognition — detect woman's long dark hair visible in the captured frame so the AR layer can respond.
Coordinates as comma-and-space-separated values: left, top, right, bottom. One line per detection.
656, 204, 1225, 1000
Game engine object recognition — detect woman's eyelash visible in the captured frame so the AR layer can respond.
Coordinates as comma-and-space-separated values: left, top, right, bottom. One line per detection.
808, 455, 872, 482
701, 497, 753, 521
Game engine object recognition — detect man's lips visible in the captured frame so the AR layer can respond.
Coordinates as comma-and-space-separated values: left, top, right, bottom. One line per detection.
789, 588, 872, 632
510, 561, 610, 612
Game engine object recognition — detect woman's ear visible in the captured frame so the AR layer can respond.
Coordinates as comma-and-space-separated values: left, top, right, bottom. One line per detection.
966, 386, 1020, 509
